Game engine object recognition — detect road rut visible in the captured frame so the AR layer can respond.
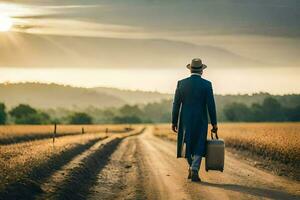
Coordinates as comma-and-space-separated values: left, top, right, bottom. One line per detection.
88, 127, 300, 200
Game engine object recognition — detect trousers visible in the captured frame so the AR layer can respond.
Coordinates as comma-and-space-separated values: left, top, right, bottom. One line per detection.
187, 154, 202, 171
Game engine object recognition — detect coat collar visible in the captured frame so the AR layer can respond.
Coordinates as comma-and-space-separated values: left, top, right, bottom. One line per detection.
190, 73, 202, 77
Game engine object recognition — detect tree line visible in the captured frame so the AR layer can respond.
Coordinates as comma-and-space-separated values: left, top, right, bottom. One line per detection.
0, 103, 92, 125
223, 97, 300, 122
0, 96, 299, 125
0, 100, 171, 124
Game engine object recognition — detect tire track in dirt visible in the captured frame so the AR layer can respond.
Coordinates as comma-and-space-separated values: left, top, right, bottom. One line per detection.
88, 136, 142, 200
149, 131, 300, 200
87, 129, 155, 200
0, 132, 88, 145
88, 127, 193, 200
35, 128, 144, 200
89, 127, 300, 200
44, 139, 122, 200
137, 128, 219, 200
0, 138, 103, 200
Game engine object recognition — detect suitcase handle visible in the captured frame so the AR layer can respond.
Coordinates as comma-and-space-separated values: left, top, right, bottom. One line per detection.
211, 130, 219, 140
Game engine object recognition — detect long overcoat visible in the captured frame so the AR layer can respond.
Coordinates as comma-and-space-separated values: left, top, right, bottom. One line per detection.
172, 75, 217, 158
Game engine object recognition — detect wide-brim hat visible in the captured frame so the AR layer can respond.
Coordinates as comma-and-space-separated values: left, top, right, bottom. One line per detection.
186, 58, 207, 71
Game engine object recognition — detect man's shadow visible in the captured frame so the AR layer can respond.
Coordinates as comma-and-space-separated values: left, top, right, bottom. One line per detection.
198, 181, 299, 200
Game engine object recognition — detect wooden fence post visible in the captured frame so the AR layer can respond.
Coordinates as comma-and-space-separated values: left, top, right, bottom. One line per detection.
53, 123, 57, 144
82, 127, 85, 134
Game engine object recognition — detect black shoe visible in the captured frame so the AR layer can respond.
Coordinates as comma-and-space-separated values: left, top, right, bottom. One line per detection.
191, 170, 201, 182
188, 168, 191, 179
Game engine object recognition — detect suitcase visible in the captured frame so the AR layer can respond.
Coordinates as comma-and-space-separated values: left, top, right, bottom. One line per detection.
205, 131, 225, 172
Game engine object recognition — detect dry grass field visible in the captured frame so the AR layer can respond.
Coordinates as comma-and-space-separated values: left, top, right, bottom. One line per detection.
0, 133, 106, 191
0, 125, 299, 199
218, 123, 299, 166
0, 124, 139, 198
0, 124, 131, 145
153, 123, 300, 176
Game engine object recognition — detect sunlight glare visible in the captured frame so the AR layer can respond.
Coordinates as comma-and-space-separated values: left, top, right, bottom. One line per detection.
0, 15, 13, 32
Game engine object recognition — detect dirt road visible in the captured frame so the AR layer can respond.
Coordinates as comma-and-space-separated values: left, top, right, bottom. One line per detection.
87, 127, 300, 200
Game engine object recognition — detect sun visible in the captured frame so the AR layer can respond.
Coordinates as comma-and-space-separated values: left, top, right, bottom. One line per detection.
0, 15, 13, 32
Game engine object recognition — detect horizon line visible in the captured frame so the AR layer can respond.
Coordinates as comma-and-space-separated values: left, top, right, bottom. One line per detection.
1, 81, 299, 96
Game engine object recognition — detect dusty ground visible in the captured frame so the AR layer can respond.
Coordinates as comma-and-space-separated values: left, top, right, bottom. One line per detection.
88, 127, 300, 200
3, 127, 299, 200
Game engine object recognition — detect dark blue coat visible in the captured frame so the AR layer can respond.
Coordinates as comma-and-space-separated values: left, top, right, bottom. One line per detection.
172, 75, 217, 158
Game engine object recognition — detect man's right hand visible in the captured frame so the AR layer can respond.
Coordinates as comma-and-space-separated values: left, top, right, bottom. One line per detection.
211, 124, 218, 133
172, 124, 178, 133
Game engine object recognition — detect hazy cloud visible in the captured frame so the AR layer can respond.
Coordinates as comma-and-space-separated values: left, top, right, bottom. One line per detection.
1, 0, 299, 94
2, 0, 300, 37
0, 0, 299, 69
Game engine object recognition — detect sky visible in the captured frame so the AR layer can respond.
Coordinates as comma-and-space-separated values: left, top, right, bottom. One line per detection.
0, 0, 299, 94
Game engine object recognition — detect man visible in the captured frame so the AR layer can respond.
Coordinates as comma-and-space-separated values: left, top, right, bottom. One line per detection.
172, 58, 218, 182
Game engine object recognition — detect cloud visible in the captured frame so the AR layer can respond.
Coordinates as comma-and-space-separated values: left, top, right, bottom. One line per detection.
12, 18, 143, 39
0, 32, 272, 69
3, 0, 300, 38
0, 0, 299, 69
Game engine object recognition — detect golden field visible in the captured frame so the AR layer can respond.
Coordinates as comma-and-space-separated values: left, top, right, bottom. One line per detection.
0, 123, 299, 195
0, 124, 131, 144
0, 133, 106, 191
0, 124, 137, 193
153, 123, 300, 167
0, 124, 131, 136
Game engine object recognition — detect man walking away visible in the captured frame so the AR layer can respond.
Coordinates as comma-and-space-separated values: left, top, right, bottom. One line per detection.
172, 58, 218, 182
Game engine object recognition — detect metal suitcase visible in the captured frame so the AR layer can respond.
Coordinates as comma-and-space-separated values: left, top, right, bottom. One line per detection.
205, 131, 225, 172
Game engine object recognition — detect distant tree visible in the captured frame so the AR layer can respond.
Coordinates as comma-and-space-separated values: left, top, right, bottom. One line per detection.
51, 118, 61, 124
250, 103, 264, 122
223, 103, 252, 122
69, 112, 93, 124
143, 100, 172, 123
113, 115, 142, 124
9, 104, 51, 124
223, 97, 299, 122
261, 97, 285, 121
113, 104, 144, 124
0, 103, 7, 124
94, 109, 117, 124
119, 105, 144, 117
38, 112, 51, 123
15, 113, 43, 124
284, 105, 300, 121
9, 104, 37, 118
